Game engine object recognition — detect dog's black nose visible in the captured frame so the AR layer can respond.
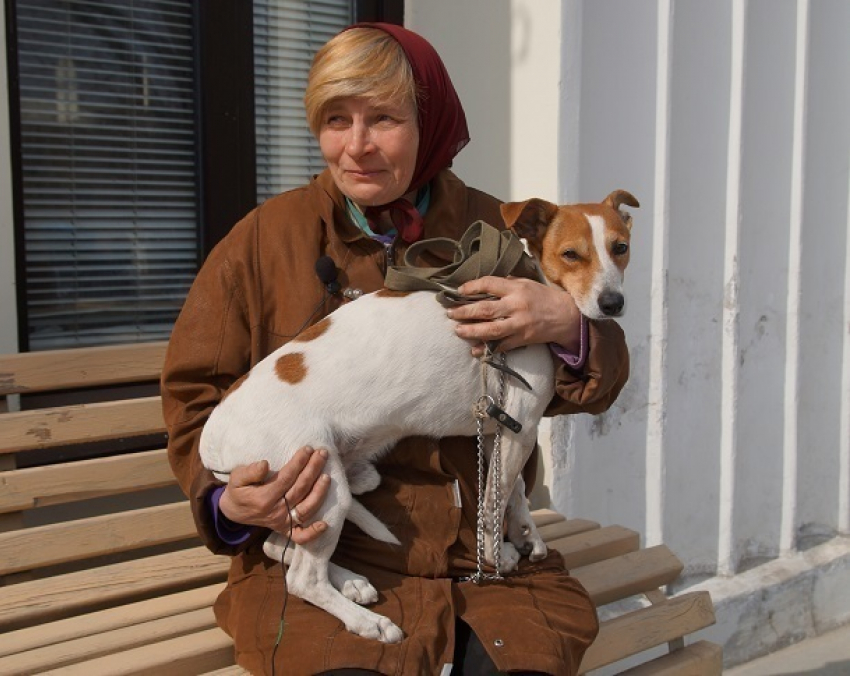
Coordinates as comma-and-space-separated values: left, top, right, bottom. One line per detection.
599, 291, 625, 316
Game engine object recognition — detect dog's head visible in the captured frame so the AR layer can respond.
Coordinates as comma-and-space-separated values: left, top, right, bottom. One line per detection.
500, 190, 638, 320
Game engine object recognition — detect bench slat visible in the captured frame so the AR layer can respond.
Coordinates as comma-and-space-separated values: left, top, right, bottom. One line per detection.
530, 508, 573, 528
0, 502, 199, 575
0, 607, 217, 673
0, 546, 229, 632
550, 524, 641, 570
0, 396, 165, 454
38, 626, 234, 676
618, 640, 724, 675
0, 584, 222, 658
579, 592, 717, 673
573, 545, 684, 606
0, 342, 167, 395
0, 448, 176, 513
536, 517, 599, 541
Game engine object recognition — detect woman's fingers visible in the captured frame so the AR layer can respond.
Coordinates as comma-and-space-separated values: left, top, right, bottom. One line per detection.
228, 459, 270, 487
447, 275, 581, 353
447, 276, 529, 350
289, 519, 329, 545
289, 472, 331, 521
279, 447, 329, 506
218, 448, 331, 533
274, 446, 318, 489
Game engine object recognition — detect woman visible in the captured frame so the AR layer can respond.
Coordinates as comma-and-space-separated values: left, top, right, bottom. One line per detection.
162, 23, 629, 676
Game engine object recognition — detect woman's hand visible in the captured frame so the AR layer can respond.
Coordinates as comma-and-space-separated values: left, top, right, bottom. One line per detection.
447, 276, 582, 355
219, 446, 331, 545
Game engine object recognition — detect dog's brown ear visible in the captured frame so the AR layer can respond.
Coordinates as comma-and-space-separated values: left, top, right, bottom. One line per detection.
501, 199, 558, 255
603, 190, 639, 211
603, 190, 639, 230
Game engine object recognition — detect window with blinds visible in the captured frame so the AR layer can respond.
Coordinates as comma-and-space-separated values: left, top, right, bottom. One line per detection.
14, 0, 198, 350
253, 0, 353, 202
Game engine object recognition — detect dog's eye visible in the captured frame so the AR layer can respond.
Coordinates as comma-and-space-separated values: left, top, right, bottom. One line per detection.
612, 242, 629, 256
562, 249, 579, 261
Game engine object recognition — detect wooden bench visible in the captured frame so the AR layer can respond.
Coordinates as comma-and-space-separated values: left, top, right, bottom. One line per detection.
0, 342, 722, 675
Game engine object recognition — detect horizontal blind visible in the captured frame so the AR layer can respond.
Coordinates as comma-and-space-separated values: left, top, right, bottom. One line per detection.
14, 0, 198, 350
253, 0, 353, 202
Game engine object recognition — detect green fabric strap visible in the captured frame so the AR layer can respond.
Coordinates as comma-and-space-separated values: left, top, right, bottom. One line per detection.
384, 221, 541, 307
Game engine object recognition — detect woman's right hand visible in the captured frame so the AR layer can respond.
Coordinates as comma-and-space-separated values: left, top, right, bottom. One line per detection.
219, 446, 331, 545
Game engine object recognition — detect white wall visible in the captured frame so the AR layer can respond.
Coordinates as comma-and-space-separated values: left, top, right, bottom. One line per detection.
0, 6, 19, 355
558, 0, 850, 586
406, 0, 562, 203
408, 6, 850, 660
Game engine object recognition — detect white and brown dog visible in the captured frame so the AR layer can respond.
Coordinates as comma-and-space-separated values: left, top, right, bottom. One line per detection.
199, 190, 637, 643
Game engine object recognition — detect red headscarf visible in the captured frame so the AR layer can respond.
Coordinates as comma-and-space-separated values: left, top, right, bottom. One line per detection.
346, 23, 470, 242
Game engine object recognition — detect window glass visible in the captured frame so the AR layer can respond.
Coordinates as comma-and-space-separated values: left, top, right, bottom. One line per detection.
253, 0, 353, 201
14, 0, 198, 350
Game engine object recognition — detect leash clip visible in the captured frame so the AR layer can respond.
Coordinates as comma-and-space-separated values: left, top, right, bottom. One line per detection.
473, 395, 523, 433
474, 395, 494, 420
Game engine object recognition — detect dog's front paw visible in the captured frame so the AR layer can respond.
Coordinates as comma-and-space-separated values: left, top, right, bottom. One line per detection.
498, 541, 521, 572
507, 519, 548, 562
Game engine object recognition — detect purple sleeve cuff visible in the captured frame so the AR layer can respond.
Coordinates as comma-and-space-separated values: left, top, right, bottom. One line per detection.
207, 485, 255, 546
549, 315, 589, 370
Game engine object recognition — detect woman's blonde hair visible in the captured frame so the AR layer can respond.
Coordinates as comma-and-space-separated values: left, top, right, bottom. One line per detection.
304, 27, 418, 136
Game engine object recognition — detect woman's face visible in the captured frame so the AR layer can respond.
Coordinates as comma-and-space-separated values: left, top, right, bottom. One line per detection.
319, 97, 419, 208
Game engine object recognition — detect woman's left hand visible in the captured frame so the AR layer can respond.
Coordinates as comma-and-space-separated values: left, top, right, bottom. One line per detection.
446, 276, 582, 354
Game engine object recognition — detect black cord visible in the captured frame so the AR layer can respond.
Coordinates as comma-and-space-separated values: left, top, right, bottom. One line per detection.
267, 285, 334, 675
270, 496, 295, 676
292, 291, 335, 338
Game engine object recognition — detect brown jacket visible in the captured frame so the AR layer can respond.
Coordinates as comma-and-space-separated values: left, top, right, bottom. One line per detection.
161, 169, 629, 675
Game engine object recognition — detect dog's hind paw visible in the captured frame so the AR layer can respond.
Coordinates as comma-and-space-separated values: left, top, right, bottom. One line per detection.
377, 617, 405, 643
342, 606, 404, 643
328, 562, 378, 605
341, 578, 379, 605
350, 615, 403, 644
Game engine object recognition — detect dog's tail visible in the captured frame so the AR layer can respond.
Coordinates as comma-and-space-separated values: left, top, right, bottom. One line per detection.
347, 499, 400, 545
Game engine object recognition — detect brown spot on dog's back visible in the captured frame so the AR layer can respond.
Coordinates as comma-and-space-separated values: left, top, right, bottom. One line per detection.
376, 288, 411, 298
293, 317, 331, 343
275, 353, 307, 384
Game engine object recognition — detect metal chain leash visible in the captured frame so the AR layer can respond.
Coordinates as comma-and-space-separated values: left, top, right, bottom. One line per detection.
468, 351, 508, 584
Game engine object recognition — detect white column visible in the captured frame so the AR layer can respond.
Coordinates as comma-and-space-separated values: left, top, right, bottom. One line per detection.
509, 0, 562, 202
841, 149, 850, 535
645, 0, 672, 549
780, 0, 810, 555
718, 0, 746, 577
